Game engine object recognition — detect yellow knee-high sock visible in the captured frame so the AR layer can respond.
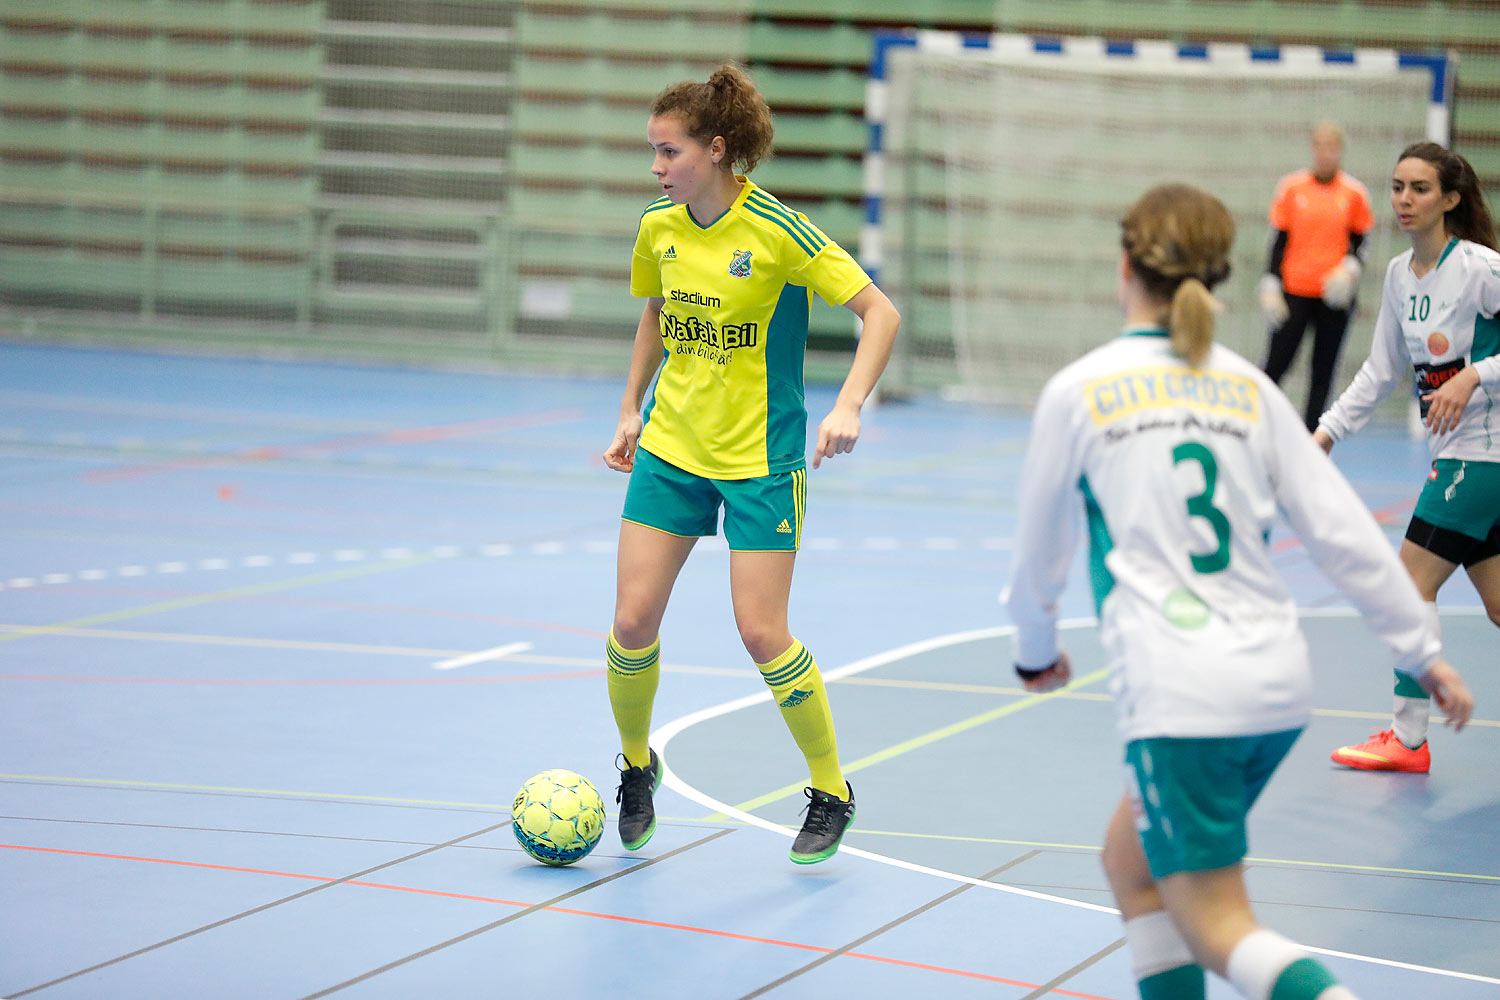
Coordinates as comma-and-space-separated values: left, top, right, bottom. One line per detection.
756, 639, 847, 799
606, 632, 660, 768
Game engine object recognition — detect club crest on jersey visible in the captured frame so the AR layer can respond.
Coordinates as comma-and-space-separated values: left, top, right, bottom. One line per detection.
728, 249, 753, 278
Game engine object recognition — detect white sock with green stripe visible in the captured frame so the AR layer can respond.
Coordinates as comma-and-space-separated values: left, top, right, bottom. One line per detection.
1226, 929, 1357, 1000
1392, 602, 1437, 748
606, 631, 660, 769
1124, 911, 1203, 999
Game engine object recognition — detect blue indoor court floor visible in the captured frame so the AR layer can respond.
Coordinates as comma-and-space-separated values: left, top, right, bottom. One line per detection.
1, 342, 1496, 999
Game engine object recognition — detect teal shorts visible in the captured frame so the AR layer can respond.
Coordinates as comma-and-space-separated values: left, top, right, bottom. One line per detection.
621, 446, 805, 552
1413, 459, 1500, 541
1124, 729, 1302, 879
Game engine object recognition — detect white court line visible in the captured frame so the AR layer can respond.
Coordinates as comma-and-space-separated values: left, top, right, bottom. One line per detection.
1300, 946, 1500, 987
432, 641, 533, 671
653, 612, 1500, 985
655, 620, 1115, 916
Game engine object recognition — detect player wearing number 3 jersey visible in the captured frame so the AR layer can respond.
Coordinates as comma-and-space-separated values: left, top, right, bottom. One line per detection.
1005, 184, 1471, 1000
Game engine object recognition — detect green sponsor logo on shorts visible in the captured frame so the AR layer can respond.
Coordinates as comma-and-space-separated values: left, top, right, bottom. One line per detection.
1162, 588, 1210, 630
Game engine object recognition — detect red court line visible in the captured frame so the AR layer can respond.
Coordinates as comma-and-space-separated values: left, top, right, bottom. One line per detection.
5, 843, 352, 887
84, 408, 585, 483
0, 669, 605, 686
1, 843, 1117, 999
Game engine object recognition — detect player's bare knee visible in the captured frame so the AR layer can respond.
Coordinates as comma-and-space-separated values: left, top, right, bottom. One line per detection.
1476, 590, 1500, 629
1099, 834, 1139, 886
1181, 934, 1229, 976
736, 623, 792, 665
610, 612, 658, 650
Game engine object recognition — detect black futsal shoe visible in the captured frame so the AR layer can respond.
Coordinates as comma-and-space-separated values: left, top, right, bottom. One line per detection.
789, 782, 856, 864
615, 749, 661, 850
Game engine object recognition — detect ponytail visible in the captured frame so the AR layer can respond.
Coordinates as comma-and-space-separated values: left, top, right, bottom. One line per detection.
651, 63, 775, 174
1169, 279, 1218, 368
1120, 185, 1235, 369
1449, 153, 1496, 251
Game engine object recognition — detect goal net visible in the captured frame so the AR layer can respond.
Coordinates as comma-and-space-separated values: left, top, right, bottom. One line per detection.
869, 35, 1446, 404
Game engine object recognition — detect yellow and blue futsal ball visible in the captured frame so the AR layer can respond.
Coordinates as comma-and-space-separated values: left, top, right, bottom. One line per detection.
511, 769, 606, 866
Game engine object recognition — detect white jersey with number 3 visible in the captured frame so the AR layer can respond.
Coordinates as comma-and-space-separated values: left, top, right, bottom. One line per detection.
1006, 329, 1440, 741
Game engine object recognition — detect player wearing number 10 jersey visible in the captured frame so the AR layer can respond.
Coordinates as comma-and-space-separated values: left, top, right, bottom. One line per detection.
1005, 184, 1469, 1000
1315, 142, 1500, 773
1318, 229, 1500, 465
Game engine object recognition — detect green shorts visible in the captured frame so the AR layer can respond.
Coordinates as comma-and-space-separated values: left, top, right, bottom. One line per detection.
621, 446, 805, 552
1413, 459, 1500, 541
1124, 729, 1301, 879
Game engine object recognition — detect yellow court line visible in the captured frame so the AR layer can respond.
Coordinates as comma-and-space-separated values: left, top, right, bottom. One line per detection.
832, 677, 1500, 727
846, 827, 1500, 882
9, 771, 1492, 883
841, 676, 1500, 731
711, 669, 1499, 821
0, 556, 438, 644
13, 624, 1490, 729
833, 674, 1113, 701
0, 624, 756, 676
0, 773, 506, 810
710, 668, 1110, 819
1239, 855, 1500, 882
852, 828, 1100, 852
0, 771, 736, 827
0, 624, 466, 659
1313, 708, 1498, 729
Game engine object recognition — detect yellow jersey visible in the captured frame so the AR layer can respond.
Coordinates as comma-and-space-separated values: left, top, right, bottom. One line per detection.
630, 177, 871, 478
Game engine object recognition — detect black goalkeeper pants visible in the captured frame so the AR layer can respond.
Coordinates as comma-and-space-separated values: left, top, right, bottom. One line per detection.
1261, 292, 1353, 432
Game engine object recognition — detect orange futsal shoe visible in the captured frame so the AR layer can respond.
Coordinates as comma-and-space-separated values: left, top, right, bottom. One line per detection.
1330, 729, 1430, 772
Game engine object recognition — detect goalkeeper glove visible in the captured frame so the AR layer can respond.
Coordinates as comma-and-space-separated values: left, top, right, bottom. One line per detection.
1258, 274, 1289, 327
1320, 255, 1362, 310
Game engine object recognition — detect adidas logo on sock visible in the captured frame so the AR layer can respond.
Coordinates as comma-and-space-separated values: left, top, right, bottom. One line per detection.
662, 245, 677, 259
775, 519, 793, 534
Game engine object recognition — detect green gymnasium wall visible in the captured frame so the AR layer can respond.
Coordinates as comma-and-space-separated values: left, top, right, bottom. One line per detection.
2, 0, 1497, 376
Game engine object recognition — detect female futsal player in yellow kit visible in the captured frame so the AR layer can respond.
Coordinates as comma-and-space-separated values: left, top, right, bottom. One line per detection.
601, 64, 900, 864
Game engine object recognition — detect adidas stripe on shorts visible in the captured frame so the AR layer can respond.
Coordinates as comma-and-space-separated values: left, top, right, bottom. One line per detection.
622, 445, 806, 552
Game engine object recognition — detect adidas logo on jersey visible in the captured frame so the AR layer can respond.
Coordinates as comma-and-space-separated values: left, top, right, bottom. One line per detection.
775, 519, 793, 534
662, 245, 676, 259
778, 688, 813, 708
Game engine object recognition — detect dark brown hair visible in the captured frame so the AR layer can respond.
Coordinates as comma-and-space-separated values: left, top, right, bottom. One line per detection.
1120, 184, 1235, 368
650, 63, 774, 174
1396, 142, 1497, 251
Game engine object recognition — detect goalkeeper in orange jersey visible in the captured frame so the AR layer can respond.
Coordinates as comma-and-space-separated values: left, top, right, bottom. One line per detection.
1258, 121, 1376, 430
